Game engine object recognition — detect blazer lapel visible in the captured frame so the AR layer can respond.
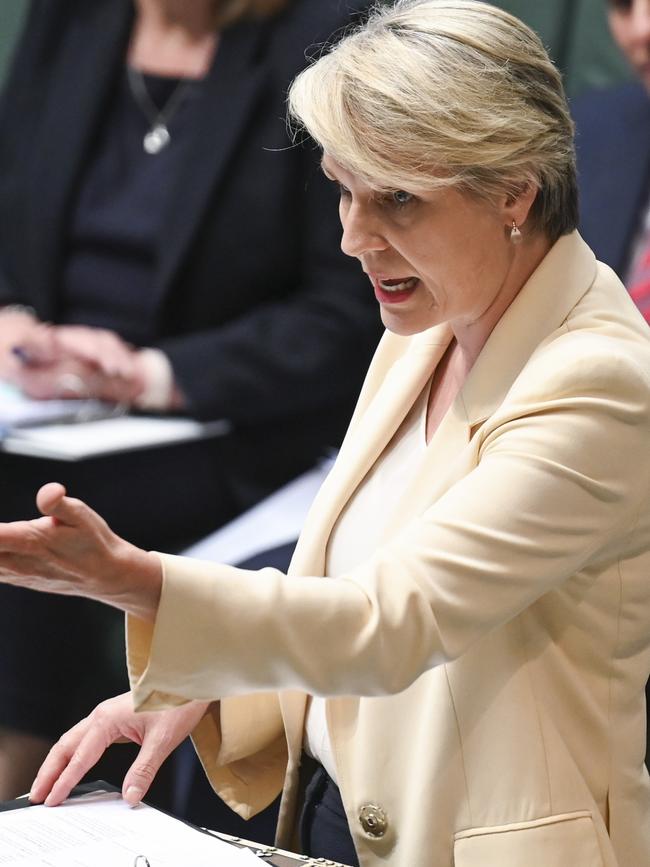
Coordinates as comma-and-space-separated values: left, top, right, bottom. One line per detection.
279, 332, 451, 767
290, 326, 453, 578
156, 19, 268, 293
460, 231, 597, 428
26, 1, 133, 317
400, 234, 597, 521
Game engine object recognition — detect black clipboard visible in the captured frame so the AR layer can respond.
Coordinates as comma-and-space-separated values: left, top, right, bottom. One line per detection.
0, 779, 120, 812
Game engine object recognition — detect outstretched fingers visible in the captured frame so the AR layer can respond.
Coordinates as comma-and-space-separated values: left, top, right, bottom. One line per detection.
0, 484, 106, 593
0, 516, 50, 554
30, 696, 209, 810
30, 719, 110, 806
30, 694, 136, 806
0, 483, 87, 557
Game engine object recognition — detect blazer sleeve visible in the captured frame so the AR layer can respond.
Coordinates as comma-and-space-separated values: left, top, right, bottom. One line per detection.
126, 339, 650, 702
127, 614, 287, 818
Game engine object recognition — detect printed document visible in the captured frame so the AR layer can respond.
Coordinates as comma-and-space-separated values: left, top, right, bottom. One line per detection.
0, 790, 262, 866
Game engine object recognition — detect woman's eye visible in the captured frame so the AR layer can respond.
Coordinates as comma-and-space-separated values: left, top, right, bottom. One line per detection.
391, 190, 414, 207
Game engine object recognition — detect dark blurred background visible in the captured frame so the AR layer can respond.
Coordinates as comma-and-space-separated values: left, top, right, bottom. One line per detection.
0, 0, 634, 97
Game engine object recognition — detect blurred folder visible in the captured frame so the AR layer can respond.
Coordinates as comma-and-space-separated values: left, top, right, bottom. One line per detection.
1, 415, 230, 461
0, 381, 111, 430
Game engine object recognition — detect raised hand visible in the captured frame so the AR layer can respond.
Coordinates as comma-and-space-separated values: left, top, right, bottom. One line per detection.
30, 693, 210, 807
0, 483, 162, 621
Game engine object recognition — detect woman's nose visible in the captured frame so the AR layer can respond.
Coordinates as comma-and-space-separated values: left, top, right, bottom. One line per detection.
340, 206, 387, 258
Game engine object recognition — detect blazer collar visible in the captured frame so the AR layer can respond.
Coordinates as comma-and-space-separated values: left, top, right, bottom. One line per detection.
291, 326, 453, 576
290, 232, 596, 577
459, 230, 597, 427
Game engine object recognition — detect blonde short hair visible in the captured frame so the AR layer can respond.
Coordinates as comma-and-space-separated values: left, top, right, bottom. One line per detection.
288, 0, 578, 241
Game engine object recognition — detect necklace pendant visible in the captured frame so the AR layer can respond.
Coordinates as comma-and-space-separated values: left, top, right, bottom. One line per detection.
143, 123, 170, 154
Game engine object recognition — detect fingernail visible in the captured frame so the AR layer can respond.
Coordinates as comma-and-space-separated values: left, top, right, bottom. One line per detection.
125, 786, 142, 806
28, 785, 37, 802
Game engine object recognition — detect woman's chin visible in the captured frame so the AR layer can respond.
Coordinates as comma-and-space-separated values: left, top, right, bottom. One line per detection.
380, 307, 441, 336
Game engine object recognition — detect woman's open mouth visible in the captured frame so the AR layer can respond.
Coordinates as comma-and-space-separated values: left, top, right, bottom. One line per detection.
372, 275, 420, 304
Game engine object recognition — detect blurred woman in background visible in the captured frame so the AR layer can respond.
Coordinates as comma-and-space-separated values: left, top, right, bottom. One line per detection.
0, 0, 378, 815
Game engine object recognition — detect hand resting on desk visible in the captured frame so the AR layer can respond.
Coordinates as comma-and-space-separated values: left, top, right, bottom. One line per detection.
29, 692, 209, 807
0, 483, 162, 622
9, 323, 146, 404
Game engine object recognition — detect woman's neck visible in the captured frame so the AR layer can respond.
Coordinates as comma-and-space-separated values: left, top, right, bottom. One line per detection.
451, 231, 552, 374
129, 0, 220, 78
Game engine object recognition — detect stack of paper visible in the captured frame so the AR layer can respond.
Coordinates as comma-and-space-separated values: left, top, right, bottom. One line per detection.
2, 415, 230, 461
0, 789, 262, 866
0, 381, 109, 432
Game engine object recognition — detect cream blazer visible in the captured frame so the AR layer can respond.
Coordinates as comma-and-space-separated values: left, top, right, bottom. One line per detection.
127, 233, 650, 867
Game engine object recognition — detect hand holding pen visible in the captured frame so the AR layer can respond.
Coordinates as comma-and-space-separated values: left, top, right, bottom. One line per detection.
9, 323, 146, 404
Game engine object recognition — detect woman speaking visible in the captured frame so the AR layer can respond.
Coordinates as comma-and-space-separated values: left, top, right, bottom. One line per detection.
1, 1, 649, 865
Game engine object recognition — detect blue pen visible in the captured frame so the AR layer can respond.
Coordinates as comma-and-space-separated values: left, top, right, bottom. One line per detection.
11, 346, 34, 365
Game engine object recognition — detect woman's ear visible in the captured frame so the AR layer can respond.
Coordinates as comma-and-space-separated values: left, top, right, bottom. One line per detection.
503, 179, 539, 229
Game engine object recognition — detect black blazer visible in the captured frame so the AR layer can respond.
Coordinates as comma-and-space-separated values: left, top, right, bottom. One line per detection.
0, 0, 381, 536
573, 82, 650, 276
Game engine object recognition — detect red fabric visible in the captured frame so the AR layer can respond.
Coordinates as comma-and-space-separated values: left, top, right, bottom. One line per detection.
627, 247, 650, 322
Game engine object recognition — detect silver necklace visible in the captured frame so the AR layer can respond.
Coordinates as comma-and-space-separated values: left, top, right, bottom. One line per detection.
127, 67, 192, 154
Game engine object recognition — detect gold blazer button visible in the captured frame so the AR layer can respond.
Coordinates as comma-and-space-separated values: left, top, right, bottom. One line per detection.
358, 804, 388, 838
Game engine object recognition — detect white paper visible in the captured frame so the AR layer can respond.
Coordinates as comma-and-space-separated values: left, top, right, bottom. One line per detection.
0, 382, 109, 432
0, 790, 262, 866
183, 458, 334, 565
1, 416, 230, 461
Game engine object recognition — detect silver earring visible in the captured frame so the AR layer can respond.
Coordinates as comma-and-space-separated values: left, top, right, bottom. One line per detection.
510, 220, 523, 245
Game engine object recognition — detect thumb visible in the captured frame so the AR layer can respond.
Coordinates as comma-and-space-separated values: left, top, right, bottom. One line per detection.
36, 483, 94, 529
36, 483, 68, 523
122, 737, 169, 807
